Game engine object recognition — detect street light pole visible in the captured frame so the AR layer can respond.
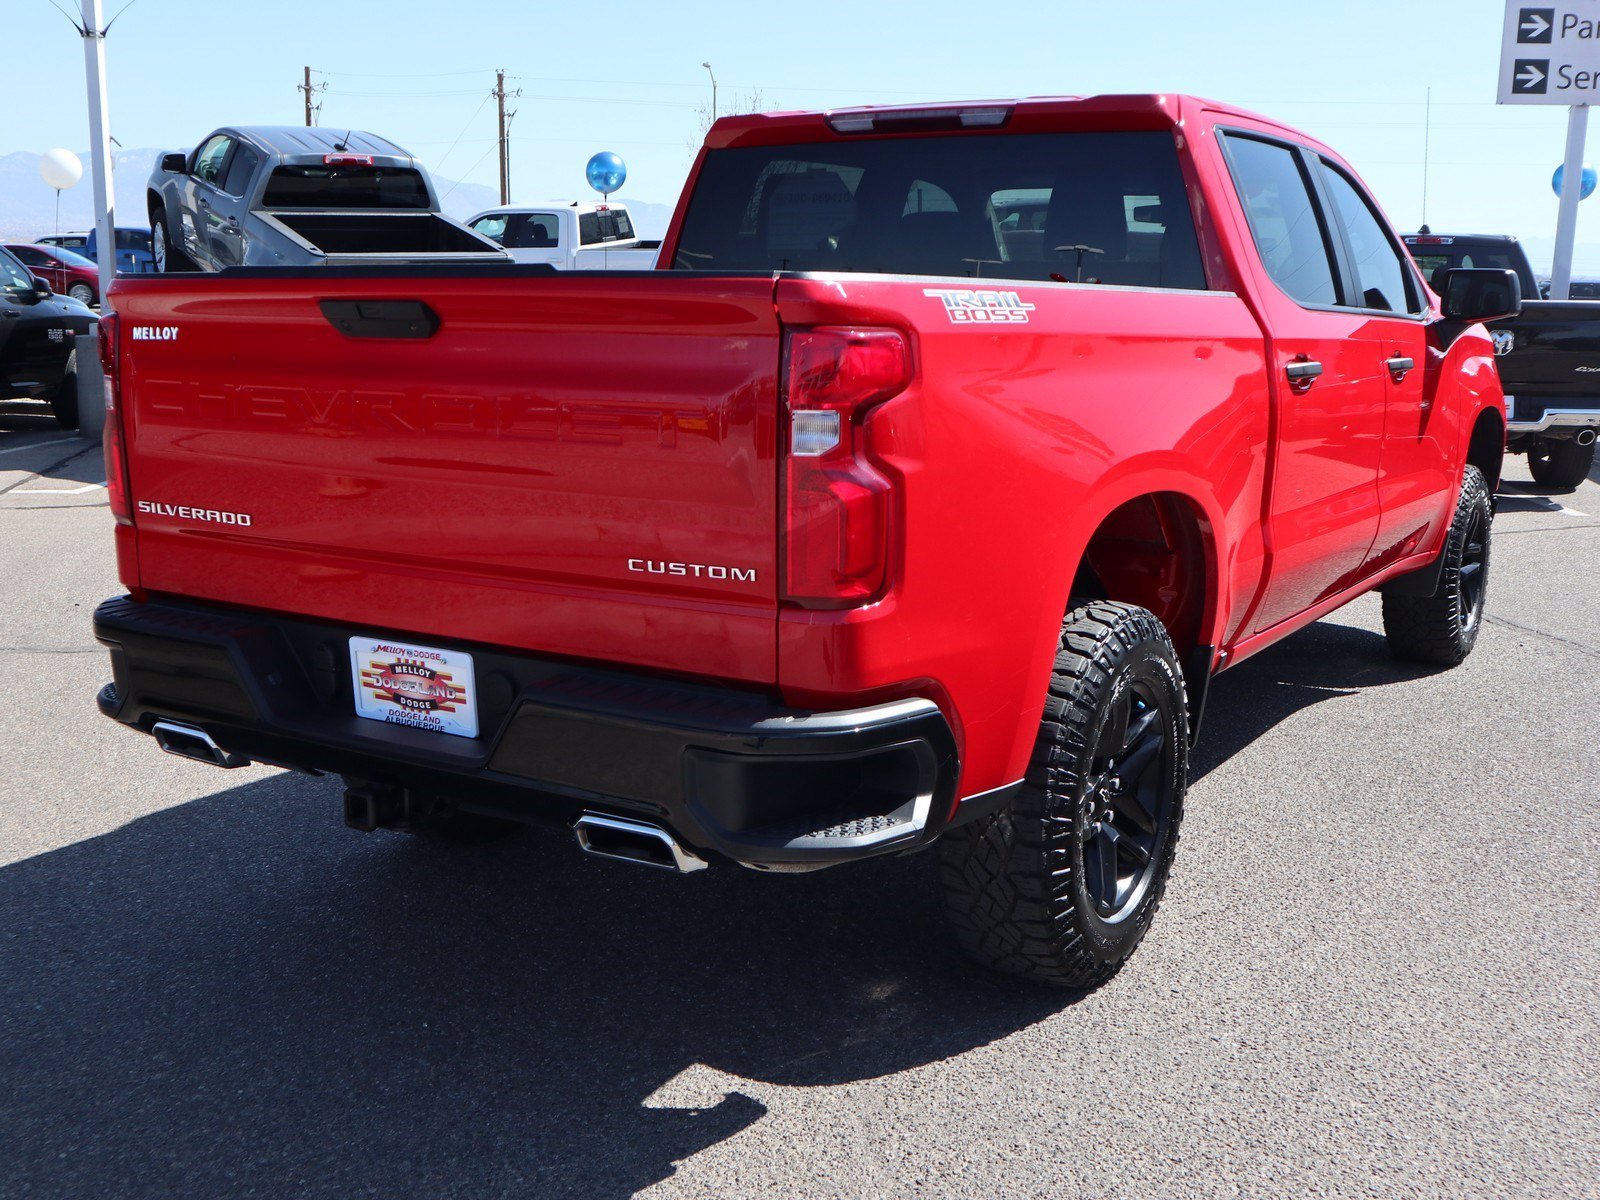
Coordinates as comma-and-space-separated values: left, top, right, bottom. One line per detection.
702, 61, 717, 122
78, 0, 117, 302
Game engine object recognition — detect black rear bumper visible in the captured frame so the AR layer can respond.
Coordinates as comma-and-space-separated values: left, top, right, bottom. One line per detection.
93, 596, 962, 870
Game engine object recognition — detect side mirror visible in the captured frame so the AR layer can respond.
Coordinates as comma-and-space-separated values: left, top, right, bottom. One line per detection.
1439, 268, 1522, 323
161, 151, 188, 174
29, 274, 53, 299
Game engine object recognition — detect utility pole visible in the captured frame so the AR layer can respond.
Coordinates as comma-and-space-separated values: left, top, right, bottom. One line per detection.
298, 67, 325, 126
493, 70, 521, 205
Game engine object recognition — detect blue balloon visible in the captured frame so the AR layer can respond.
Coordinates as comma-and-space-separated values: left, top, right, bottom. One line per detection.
586, 151, 627, 196
1552, 162, 1597, 200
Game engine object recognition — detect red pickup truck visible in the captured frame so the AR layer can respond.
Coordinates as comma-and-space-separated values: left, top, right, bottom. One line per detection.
93, 94, 1517, 986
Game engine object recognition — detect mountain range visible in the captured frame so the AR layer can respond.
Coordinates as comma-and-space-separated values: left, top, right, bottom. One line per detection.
0, 148, 675, 243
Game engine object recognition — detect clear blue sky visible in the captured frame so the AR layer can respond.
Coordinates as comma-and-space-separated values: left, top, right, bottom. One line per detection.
6, 0, 1594, 265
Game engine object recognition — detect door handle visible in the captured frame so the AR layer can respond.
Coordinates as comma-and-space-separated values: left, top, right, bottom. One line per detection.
1385, 355, 1415, 382
1285, 358, 1322, 392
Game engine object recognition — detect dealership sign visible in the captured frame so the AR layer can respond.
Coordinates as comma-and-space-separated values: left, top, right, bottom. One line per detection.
1499, 3, 1600, 103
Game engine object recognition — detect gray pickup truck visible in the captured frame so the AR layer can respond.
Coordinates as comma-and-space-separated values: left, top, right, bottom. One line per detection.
146, 126, 505, 272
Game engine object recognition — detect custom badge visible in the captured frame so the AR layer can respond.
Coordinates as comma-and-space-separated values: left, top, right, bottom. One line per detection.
349, 637, 479, 738
922, 288, 1036, 324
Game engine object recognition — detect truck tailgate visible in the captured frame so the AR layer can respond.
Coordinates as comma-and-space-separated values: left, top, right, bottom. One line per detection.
114, 272, 781, 684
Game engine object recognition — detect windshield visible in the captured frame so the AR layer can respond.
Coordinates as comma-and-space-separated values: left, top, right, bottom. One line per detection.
670, 130, 1207, 288
54, 247, 96, 269
262, 165, 431, 209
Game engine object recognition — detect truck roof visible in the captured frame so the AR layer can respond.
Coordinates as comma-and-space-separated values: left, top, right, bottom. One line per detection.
1402, 232, 1524, 244
228, 126, 415, 163
703, 93, 1304, 149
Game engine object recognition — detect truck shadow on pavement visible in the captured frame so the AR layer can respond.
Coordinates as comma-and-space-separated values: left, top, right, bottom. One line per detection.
1, 617, 1429, 1199
0, 776, 1064, 1198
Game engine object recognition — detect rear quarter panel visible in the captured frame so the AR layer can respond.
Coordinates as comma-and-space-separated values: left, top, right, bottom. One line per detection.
774, 275, 1270, 797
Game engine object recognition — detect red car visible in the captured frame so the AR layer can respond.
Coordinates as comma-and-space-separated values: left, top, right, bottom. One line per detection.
6, 243, 99, 306
92, 94, 1515, 985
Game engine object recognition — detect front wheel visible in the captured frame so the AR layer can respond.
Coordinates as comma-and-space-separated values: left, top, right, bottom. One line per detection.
150, 205, 195, 272
939, 601, 1188, 987
1527, 437, 1595, 493
1382, 466, 1491, 666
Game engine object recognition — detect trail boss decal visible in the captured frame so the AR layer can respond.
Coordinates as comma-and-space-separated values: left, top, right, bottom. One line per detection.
349, 637, 479, 738
923, 289, 1036, 324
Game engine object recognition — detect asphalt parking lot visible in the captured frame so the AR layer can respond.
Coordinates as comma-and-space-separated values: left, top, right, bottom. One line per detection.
2, 405, 1597, 1200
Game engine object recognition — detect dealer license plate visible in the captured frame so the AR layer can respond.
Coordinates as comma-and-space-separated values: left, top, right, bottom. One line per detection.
349, 636, 479, 738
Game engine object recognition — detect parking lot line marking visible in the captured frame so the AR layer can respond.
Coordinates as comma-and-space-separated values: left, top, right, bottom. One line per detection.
12, 481, 106, 495
0, 437, 82, 457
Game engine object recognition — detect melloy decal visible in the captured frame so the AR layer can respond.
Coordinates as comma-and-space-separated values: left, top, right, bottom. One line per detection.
922, 289, 1036, 324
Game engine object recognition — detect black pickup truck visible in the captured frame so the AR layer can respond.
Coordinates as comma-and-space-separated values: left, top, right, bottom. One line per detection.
1405, 231, 1597, 491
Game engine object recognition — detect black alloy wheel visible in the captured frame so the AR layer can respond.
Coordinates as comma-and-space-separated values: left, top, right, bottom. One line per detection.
1078, 683, 1178, 923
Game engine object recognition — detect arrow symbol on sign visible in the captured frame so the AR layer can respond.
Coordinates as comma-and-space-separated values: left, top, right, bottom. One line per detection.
1517, 61, 1547, 89
1521, 10, 1551, 39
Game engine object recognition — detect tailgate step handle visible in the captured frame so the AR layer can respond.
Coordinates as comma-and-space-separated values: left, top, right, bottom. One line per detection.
319, 299, 440, 340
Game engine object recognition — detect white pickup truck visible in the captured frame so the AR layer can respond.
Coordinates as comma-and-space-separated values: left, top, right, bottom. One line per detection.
465, 201, 660, 269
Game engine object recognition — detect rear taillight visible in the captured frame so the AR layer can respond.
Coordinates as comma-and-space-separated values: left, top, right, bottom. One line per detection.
97, 311, 132, 525
782, 327, 910, 609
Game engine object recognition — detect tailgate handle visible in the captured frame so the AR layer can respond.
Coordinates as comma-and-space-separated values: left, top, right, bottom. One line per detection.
319, 299, 440, 340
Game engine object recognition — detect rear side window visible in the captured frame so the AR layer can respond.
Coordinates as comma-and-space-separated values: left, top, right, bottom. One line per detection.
1222, 135, 1340, 307
671, 131, 1208, 289
115, 229, 152, 252
578, 209, 636, 245
261, 166, 430, 209
222, 145, 261, 197
1319, 164, 1417, 313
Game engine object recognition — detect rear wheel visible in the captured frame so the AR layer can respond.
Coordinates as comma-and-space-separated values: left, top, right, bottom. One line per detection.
67, 282, 95, 306
1382, 466, 1491, 666
939, 601, 1188, 987
49, 351, 79, 430
1527, 437, 1595, 493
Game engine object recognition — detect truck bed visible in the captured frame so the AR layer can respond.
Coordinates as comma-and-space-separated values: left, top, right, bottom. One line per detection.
261, 210, 507, 263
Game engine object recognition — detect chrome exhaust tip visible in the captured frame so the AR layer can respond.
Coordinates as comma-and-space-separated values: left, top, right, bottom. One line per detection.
1576, 428, 1597, 447
573, 813, 708, 873
151, 720, 250, 769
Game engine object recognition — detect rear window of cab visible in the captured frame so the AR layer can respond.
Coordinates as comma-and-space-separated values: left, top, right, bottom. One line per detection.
670, 130, 1209, 289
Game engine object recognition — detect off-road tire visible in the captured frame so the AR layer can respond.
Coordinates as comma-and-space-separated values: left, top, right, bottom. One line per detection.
939, 601, 1189, 988
1527, 437, 1595, 493
49, 350, 79, 430
1382, 465, 1491, 666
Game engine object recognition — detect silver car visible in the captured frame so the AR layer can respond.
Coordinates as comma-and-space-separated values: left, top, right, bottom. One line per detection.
145, 126, 504, 271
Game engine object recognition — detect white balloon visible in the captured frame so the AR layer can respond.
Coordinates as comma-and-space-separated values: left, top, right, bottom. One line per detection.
39, 148, 84, 191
